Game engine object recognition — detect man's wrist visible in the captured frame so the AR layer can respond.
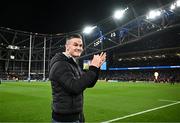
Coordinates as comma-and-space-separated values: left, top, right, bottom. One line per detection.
89, 66, 100, 74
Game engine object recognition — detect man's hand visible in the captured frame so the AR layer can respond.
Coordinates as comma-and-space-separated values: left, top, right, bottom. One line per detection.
90, 52, 106, 68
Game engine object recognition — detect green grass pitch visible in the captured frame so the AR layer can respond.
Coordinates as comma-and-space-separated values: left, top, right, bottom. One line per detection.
0, 81, 180, 122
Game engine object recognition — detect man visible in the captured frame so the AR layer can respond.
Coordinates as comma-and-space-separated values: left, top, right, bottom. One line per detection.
49, 33, 106, 122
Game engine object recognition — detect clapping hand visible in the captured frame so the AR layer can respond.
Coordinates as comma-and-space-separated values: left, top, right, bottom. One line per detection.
90, 52, 106, 68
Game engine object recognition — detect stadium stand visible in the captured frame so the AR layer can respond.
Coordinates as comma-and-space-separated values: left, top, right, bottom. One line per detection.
0, 0, 179, 82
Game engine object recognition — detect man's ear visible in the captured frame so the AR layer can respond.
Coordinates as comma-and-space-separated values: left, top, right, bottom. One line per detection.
65, 44, 69, 51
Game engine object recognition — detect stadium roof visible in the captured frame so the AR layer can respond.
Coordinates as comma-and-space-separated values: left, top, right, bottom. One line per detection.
0, 0, 172, 34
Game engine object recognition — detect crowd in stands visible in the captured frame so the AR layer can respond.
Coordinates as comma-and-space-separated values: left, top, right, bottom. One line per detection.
0, 72, 48, 81
99, 69, 180, 83
0, 69, 179, 83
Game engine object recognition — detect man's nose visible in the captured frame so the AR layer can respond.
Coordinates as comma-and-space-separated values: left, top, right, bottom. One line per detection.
77, 46, 82, 49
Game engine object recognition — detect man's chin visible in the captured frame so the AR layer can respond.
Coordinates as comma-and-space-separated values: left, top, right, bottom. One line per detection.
73, 54, 81, 57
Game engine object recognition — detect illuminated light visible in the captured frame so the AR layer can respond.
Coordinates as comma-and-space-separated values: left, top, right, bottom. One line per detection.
176, 0, 180, 7
177, 53, 180, 56
142, 56, 147, 59
154, 72, 159, 80
83, 26, 97, 34
170, 4, 176, 10
146, 10, 162, 19
114, 10, 124, 19
10, 55, 15, 59
113, 7, 128, 20
7, 45, 20, 50
14, 46, 19, 50
170, 0, 180, 11
110, 32, 116, 37
118, 58, 122, 61
155, 55, 160, 58
109, 66, 180, 70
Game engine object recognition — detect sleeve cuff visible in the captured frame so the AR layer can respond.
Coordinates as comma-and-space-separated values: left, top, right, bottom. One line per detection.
89, 66, 100, 74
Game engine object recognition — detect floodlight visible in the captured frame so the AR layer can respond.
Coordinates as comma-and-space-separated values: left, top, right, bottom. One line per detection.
146, 10, 161, 19
7, 45, 20, 50
176, 0, 180, 7
170, 4, 176, 10
113, 10, 124, 19
83, 26, 97, 34
113, 8, 128, 20
170, 0, 180, 11
10, 55, 15, 59
110, 32, 116, 37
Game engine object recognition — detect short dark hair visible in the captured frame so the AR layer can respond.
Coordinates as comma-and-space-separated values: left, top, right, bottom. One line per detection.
66, 33, 83, 41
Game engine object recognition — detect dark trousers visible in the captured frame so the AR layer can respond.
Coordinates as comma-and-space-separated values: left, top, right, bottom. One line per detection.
52, 111, 85, 123
52, 118, 80, 123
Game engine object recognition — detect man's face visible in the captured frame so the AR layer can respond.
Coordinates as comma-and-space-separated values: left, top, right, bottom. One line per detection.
66, 38, 83, 57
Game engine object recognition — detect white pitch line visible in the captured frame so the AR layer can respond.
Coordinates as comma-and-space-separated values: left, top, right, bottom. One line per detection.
101, 101, 180, 123
159, 99, 179, 103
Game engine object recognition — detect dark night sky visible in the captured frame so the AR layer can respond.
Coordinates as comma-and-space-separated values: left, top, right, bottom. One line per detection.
0, 0, 171, 34
0, 0, 138, 34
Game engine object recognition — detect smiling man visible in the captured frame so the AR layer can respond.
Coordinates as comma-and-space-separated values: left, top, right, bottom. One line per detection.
49, 33, 106, 122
